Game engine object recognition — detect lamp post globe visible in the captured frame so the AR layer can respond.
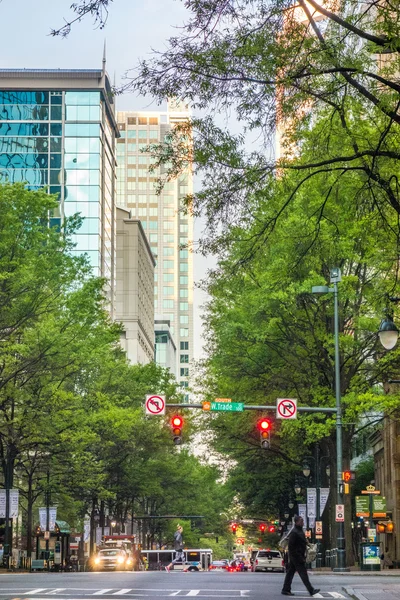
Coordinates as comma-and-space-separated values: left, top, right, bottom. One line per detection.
378, 317, 399, 350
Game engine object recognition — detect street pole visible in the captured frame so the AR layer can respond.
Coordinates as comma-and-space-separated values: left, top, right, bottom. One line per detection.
312, 268, 348, 572
46, 469, 50, 570
4, 458, 10, 569
332, 271, 347, 572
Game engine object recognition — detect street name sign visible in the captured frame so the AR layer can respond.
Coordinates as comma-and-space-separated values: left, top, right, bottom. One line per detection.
145, 394, 166, 415
277, 398, 297, 419
203, 401, 244, 412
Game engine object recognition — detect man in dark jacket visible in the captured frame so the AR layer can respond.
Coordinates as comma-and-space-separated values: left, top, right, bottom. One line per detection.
281, 516, 320, 596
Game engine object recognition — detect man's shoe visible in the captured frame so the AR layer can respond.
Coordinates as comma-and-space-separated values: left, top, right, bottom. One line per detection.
165, 566, 170, 572
282, 592, 294, 596
310, 590, 320, 596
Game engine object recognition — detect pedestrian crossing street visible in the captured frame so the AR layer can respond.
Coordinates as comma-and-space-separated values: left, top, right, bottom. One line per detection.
0, 589, 346, 600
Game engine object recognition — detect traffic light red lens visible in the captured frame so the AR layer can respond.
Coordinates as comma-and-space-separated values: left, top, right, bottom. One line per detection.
268, 526, 275, 533
260, 524, 266, 532
258, 418, 271, 431
172, 416, 183, 428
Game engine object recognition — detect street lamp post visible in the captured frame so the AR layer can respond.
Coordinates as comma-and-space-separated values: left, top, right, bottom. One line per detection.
312, 267, 348, 571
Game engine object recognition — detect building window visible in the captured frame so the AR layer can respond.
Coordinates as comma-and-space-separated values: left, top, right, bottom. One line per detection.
164, 221, 174, 230
163, 300, 174, 308
180, 249, 188, 258
180, 263, 188, 272
149, 233, 158, 243
180, 368, 189, 377
149, 221, 158, 229
180, 289, 188, 298
163, 273, 174, 282
180, 381, 189, 388
163, 286, 174, 296
138, 130, 148, 139
164, 208, 175, 217
163, 260, 174, 269
163, 247, 174, 256
180, 302, 188, 310
180, 354, 189, 363
180, 315, 189, 324
180, 328, 189, 337
180, 224, 188, 233
180, 276, 188, 285
164, 234, 174, 243
180, 342, 189, 350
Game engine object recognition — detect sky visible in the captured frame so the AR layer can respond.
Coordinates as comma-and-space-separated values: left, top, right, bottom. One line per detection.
0, 0, 215, 360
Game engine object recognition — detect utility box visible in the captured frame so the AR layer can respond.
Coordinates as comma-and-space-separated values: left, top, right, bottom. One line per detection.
360, 542, 381, 571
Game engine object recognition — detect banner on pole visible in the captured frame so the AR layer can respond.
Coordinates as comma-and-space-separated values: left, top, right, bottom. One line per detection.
319, 488, 330, 516
298, 503, 307, 525
307, 488, 317, 518
10, 489, 19, 518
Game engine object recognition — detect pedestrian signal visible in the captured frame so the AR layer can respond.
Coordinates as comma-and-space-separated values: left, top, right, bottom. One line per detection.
259, 523, 266, 533
257, 417, 271, 449
268, 525, 276, 533
342, 470, 355, 483
171, 415, 184, 445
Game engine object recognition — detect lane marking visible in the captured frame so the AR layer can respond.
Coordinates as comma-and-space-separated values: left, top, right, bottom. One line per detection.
113, 592, 132, 596
169, 593, 182, 597
328, 594, 345, 598
93, 592, 114, 596
187, 593, 200, 597
45, 592, 66, 596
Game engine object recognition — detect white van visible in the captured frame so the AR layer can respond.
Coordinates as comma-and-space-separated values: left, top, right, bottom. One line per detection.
253, 549, 285, 572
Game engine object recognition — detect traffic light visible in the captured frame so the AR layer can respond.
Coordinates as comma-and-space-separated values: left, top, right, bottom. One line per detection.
231, 523, 238, 535
342, 470, 355, 483
268, 525, 276, 533
259, 523, 266, 533
171, 415, 184, 445
257, 417, 271, 449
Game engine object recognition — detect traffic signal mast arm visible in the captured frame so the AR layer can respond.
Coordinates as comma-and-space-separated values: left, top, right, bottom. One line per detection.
166, 403, 337, 413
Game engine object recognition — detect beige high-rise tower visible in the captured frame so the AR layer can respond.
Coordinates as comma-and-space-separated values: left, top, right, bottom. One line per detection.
116, 101, 193, 393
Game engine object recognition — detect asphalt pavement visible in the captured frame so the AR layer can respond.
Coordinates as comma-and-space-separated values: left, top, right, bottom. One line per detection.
0, 570, 399, 600
0, 569, 398, 600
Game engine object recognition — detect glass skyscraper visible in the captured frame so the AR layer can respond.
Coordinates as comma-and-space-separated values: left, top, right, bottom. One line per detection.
116, 103, 194, 391
0, 68, 119, 309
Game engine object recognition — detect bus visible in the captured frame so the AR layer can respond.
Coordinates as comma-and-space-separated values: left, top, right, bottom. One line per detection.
141, 548, 213, 571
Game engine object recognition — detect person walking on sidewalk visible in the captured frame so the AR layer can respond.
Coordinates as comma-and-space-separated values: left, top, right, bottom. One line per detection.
165, 524, 185, 572
281, 516, 320, 597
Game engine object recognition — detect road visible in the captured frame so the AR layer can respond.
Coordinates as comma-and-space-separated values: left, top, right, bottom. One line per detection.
0, 571, 399, 600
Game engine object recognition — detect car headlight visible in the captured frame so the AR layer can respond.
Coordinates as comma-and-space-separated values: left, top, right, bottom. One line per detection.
94, 557, 100, 565
117, 556, 125, 564
126, 558, 133, 565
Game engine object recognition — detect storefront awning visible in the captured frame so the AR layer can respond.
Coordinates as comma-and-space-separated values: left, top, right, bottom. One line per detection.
55, 520, 70, 534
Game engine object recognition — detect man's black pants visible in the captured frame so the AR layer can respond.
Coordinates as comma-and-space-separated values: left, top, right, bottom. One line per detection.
282, 560, 313, 593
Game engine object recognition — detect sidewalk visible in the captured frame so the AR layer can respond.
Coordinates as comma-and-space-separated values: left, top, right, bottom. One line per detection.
344, 581, 400, 600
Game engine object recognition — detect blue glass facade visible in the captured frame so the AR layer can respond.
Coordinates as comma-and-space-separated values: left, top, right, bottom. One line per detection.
0, 86, 117, 289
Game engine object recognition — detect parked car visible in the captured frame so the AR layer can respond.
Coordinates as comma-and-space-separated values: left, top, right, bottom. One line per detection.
92, 548, 133, 571
209, 560, 229, 571
252, 549, 285, 573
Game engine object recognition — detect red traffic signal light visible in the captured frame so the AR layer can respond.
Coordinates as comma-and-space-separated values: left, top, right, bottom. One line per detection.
171, 415, 184, 445
257, 418, 271, 449
268, 525, 276, 533
257, 418, 271, 431
259, 523, 266, 533
231, 523, 238, 534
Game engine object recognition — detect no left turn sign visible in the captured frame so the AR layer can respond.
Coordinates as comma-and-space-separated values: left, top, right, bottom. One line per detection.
277, 398, 297, 419
145, 394, 166, 415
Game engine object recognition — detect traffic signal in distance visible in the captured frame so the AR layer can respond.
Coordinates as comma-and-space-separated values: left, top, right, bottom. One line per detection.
231, 523, 238, 535
268, 525, 276, 533
259, 523, 266, 533
171, 415, 184, 445
257, 417, 271, 449
342, 470, 355, 483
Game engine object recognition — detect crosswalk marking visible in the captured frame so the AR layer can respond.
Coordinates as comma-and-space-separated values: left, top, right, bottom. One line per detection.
187, 592, 200, 597
24, 591, 48, 596
169, 592, 182, 596
328, 594, 345, 599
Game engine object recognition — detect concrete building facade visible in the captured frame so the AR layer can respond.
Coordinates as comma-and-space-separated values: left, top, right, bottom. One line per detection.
116, 102, 193, 390
115, 207, 155, 364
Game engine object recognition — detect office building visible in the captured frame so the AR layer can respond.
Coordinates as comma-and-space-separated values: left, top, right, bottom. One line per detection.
154, 320, 177, 376
0, 66, 118, 311
116, 207, 155, 364
116, 103, 194, 390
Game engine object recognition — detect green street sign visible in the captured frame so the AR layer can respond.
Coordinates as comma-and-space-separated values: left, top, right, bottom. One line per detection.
210, 401, 244, 412
356, 496, 370, 517
373, 496, 386, 518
